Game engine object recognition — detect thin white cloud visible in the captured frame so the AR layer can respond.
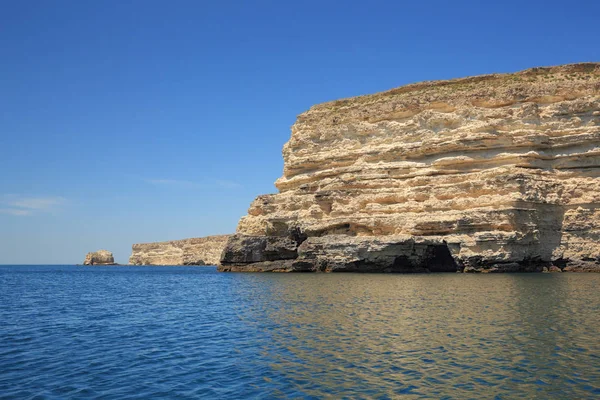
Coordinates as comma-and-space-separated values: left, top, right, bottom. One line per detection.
145, 178, 242, 189
9, 197, 66, 210
145, 179, 202, 188
0, 195, 66, 216
0, 208, 33, 216
216, 179, 243, 189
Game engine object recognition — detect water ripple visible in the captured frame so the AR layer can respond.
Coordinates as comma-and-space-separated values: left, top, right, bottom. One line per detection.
0, 266, 599, 399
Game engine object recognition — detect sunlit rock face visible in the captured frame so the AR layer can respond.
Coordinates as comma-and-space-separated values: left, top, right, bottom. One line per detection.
221, 63, 600, 272
129, 235, 231, 266
83, 250, 116, 266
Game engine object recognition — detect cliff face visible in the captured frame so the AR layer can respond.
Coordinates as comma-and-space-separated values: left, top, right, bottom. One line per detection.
83, 250, 116, 265
220, 63, 600, 272
129, 235, 231, 266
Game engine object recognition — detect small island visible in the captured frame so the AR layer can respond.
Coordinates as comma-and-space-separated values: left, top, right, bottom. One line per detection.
83, 250, 117, 266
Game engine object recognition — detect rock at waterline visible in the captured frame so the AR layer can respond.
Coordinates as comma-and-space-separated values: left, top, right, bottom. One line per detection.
83, 250, 116, 265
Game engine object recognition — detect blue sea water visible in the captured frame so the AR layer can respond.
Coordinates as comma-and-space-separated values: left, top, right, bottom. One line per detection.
0, 265, 599, 399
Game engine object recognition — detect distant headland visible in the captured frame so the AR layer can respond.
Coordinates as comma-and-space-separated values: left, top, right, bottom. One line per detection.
128, 235, 230, 266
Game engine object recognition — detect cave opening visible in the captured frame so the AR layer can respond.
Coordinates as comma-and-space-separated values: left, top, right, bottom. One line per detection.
389, 243, 459, 273
425, 244, 459, 272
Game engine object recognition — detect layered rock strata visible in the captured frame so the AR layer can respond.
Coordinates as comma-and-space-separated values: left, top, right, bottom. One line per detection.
83, 250, 116, 266
219, 63, 600, 272
129, 235, 231, 266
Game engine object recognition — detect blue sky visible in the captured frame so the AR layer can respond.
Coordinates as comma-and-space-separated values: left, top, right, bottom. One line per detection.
1, 0, 599, 264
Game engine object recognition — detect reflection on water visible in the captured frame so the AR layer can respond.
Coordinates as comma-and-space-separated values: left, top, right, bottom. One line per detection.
233, 273, 600, 398
0, 266, 598, 399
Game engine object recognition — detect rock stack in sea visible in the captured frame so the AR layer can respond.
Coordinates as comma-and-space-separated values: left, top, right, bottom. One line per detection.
129, 235, 231, 266
83, 250, 116, 265
219, 63, 600, 272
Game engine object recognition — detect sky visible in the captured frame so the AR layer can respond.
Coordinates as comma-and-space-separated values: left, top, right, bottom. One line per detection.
1, 0, 599, 264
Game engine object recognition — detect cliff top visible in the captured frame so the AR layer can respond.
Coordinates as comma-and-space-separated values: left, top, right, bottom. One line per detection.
131, 234, 231, 249
303, 62, 600, 118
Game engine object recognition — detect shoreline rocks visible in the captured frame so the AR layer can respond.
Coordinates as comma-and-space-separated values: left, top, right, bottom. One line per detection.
219, 63, 600, 273
219, 234, 460, 272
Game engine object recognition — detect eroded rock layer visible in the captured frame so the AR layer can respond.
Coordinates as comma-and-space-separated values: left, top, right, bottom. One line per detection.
129, 235, 231, 266
220, 63, 600, 272
84, 250, 116, 266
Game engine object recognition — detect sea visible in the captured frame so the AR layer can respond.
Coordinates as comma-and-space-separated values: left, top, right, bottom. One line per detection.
0, 265, 598, 399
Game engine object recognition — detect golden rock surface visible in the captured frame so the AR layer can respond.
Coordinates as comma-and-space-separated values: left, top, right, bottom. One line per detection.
235, 63, 600, 270
129, 235, 231, 266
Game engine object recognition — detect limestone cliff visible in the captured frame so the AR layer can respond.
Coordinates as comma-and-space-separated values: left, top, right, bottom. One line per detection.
83, 250, 116, 265
220, 63, 600, 272
129, 235, 231, 266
